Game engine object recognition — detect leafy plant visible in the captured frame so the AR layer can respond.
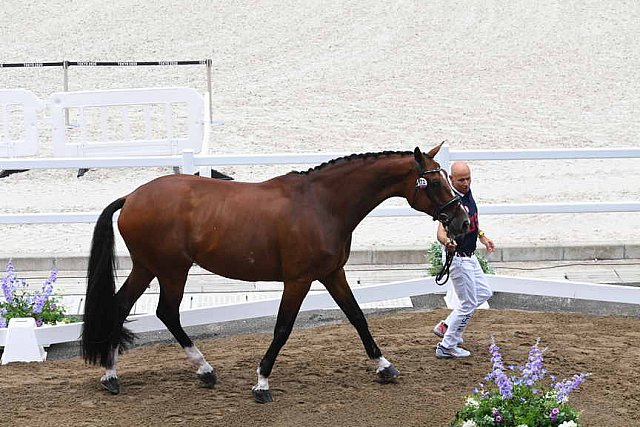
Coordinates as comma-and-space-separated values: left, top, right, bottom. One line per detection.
0, 260, 69, 328
451, 339, 590, 427
427, 241, 495, 276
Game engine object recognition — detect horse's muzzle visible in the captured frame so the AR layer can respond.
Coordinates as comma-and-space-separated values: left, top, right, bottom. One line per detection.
446, 209, 470, 239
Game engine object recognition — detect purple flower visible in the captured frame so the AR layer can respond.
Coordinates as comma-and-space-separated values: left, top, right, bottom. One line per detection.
487, 338, 513, 399
0, 307, 7, 328
550, 406, 560, 420
492, 408, 504, 423
514, 338, 547, 388
32, 266, 58, 314
553, 373, 591, 403
1, 261, 17, 304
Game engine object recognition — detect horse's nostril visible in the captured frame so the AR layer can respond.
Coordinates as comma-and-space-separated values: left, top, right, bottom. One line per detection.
462, 220, 470, 230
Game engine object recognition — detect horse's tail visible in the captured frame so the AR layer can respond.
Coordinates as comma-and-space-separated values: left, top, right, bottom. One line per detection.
81, 197, 134, 367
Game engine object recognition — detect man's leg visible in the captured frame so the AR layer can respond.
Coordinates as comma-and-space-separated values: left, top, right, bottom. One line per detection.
440, 258, 477, 350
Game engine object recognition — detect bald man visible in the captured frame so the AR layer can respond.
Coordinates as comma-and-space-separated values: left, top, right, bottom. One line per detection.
433, 161, 496, 359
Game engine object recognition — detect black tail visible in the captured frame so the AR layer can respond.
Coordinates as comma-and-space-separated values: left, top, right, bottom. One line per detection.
81, 198, 134, 366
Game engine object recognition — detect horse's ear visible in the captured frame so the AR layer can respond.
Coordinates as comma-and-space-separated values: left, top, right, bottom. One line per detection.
413, 147, 425, 168
426, 141, 444, 158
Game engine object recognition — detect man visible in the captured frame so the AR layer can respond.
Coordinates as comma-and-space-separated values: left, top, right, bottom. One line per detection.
433, 161, 495, 359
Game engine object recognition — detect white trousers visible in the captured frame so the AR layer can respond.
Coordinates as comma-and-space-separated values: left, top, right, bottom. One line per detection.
441, 254, 492, 349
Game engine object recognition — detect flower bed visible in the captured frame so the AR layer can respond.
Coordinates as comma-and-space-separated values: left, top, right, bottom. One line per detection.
452, 338, 590, 427
1, 261, 70, 328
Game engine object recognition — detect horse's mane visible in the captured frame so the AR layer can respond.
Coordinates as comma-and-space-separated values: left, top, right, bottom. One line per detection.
289, 150, 413, 175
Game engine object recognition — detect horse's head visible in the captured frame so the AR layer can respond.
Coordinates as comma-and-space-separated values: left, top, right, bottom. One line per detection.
408, 144, 469, 239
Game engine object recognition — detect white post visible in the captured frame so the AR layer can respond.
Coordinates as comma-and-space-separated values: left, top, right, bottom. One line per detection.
1, 318, 47, 364
181, 149, 195, 175
63, 60, 70, 127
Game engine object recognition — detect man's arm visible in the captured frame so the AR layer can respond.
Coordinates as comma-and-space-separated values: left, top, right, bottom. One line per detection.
437, 222, 457, 253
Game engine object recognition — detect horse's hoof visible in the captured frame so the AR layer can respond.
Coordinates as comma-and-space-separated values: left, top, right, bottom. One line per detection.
198, 370, 217, 388
100, 377, 120, 395
252, 389, 274, 403
376, 364, 400, 383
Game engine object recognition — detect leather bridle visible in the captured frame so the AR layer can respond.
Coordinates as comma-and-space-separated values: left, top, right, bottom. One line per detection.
414, 167, 461, 226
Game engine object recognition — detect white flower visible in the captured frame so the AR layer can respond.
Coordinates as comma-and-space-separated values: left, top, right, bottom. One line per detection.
465, 396, 480, 408
516, 425, 529, 427
558, 421, 578, 427
461, 420, 478, 427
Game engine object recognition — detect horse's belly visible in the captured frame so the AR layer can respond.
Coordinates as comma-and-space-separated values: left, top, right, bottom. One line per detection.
194, 250, 283, 283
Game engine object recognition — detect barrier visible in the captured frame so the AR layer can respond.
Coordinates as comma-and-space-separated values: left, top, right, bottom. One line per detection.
1, 144, 639, 223
0, 89, 43, 157
1, 318, 47, 364
50, 87, 208, 157
1, 274, 639, 363
1, 59, 215, 124
0, 87, 210, 177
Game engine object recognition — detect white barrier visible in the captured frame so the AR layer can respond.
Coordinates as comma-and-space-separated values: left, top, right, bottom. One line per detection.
1, 274, 639, 363
50, 87, 208, 157
0, 89, 43, 157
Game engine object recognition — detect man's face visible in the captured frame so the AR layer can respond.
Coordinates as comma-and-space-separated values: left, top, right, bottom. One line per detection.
451, 170, 471, 194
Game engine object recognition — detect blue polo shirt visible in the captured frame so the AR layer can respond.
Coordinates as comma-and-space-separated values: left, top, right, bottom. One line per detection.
455, 188, 479, 254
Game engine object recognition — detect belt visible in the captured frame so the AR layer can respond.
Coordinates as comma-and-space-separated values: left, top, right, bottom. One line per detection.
455, 251, 475, 257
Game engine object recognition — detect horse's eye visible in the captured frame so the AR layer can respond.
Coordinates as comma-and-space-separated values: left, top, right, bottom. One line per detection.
430, 180, 441, 189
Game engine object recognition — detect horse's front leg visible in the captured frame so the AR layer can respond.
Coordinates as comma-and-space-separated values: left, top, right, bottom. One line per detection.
320, 268, 400, 383
252, 280, 312, 403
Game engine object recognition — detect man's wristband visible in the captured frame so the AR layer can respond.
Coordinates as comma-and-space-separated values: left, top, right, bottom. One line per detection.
478, 230, 485, 238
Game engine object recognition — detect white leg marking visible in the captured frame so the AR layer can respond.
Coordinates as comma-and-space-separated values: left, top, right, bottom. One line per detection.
374, 356, 391, 373
184, 345, 213, 375
101, 346, 118, 381
252, 367, 270, 391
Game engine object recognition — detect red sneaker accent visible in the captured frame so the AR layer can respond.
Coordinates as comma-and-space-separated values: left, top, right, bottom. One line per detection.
432, 321, 448, 338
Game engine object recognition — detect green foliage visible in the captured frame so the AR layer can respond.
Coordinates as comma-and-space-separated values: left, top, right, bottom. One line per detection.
427, 241, 495, 276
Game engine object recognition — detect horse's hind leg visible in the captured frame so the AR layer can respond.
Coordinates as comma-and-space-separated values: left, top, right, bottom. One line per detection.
101, 263, 155, 394
252, 279, 312, 403
155, 271, 216, 388
319, 268, 400, 383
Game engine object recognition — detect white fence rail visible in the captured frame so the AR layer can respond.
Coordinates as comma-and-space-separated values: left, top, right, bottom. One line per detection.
2, 274, 640, 363
1, 146, 640, 224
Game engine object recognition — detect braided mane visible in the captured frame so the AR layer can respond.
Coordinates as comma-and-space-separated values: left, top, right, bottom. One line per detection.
289, 150, 413, 175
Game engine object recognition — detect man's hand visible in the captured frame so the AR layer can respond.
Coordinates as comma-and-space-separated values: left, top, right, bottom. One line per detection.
444, 239, 457, 253
480, 235, 496, 253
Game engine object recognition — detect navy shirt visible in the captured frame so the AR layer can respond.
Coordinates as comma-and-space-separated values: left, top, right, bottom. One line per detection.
455, 189, 479, 254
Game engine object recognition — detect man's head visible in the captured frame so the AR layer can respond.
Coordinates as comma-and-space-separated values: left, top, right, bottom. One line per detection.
450, 161, 471, 194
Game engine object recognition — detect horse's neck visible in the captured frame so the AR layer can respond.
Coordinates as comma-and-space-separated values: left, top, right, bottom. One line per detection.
313, 156, 411, 231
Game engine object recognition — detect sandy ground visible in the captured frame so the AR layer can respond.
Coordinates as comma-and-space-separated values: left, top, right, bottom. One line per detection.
1, 1, 639, 259
0, 308, 639, 426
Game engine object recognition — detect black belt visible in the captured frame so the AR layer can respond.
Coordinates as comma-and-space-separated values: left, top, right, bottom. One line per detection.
455, 251, 475, 257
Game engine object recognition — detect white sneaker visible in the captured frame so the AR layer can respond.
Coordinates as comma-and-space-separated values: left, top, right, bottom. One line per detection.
435, 343, 471, 359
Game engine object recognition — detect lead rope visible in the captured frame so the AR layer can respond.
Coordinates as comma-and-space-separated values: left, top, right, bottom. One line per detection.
435, 249, 454, 286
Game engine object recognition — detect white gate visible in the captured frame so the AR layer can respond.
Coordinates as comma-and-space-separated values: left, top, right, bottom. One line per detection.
0, 89, 43, 157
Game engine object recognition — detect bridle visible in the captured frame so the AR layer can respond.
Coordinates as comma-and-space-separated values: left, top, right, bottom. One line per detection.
413, 167, 461, 227
413, 166, 461, 286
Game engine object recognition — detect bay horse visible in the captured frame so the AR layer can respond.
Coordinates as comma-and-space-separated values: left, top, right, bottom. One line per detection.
81, 143, 469, 402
